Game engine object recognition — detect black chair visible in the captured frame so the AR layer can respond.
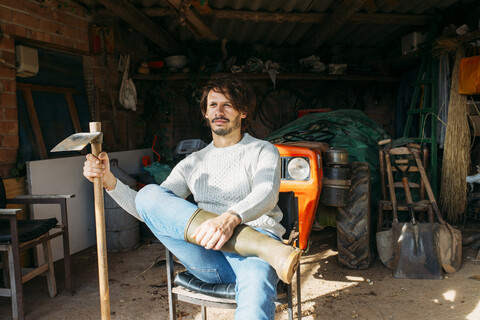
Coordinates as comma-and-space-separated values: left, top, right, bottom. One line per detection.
0, 177, 74, 320
166, 191, 302, 320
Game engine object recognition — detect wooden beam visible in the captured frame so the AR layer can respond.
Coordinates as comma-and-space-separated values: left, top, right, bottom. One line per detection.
141, 7, 431, 25
299, 0, 369, 55
17, 82, 77, 94
351, 13, 431, 25
363, 0, 378, 13
167, 0, 218, 40
10, 35, 91, 56
65, 92, 83, 133
95, 0, 182, 54
21, 89, 48, 159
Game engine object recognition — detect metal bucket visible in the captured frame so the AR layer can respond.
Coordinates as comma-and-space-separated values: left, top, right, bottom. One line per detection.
104, 159, 139, 252
104, 192, 140, 252
320, 166, 351, 207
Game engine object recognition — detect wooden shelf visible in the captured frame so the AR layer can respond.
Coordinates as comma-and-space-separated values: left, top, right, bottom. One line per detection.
133, 72, 398, 82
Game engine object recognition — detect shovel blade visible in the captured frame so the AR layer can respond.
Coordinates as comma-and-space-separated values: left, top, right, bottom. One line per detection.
438, 224, 462, 273
51, 132, 102, 152
393, 222, 443, 279
376, 230, 394, 269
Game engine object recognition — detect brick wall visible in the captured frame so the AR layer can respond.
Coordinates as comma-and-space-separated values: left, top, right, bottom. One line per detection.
0, 0, 89, 177
0, 37, 18, 177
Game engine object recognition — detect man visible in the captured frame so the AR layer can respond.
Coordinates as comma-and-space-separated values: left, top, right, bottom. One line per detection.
83, 76, 302, 319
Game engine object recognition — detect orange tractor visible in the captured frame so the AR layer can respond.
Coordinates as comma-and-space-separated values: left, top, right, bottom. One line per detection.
275, 142, 371, 269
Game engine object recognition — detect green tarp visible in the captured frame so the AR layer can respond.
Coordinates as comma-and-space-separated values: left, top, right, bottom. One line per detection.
267, 109, 391, 226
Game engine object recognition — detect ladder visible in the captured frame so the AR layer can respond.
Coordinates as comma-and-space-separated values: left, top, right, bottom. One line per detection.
402, 23, 439, 196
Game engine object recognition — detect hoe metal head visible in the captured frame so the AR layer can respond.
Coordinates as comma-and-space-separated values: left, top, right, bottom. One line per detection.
51, 132, 103, 152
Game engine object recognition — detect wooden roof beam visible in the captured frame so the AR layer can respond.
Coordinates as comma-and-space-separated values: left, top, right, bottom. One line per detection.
167, 0, 218, 41
141, 7, 431, 26
95, 0, 182, 54
299, 0, 368, 55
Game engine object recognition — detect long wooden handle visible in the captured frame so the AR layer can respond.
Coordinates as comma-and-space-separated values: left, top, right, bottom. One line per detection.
410, 148, 446, 225
385, 152, 399, 223
402, 176, 417, 224
89, 122, 111, 320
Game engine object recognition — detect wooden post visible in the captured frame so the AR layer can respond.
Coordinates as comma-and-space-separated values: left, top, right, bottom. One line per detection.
89, 122, 110, 320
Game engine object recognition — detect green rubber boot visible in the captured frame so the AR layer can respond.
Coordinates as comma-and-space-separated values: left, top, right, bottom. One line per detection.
184, 209, 302, 284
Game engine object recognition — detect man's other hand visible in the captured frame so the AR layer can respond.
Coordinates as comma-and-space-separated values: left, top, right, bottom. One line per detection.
192, 211, 242, 250
83, 152, 117, 191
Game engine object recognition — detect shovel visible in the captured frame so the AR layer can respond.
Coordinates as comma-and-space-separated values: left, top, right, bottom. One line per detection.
392, 159, 443, 279
376, 151, 397, 269
410, 148, 462, 273
52, 122, 111, 320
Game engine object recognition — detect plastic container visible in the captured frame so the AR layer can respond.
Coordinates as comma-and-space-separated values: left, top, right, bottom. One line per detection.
104, 159, 139, 252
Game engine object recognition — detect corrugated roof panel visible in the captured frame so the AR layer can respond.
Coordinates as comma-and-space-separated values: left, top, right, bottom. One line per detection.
207, 0, 333, 13
329, 24, 360, 45
307, 0, 336, 13
411, 0, 445, 14
284, 23, 313, 46
79, 0, 466, 55
361, 25, 402, 47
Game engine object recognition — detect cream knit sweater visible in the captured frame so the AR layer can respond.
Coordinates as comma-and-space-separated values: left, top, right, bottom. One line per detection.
107, 134, 285, 238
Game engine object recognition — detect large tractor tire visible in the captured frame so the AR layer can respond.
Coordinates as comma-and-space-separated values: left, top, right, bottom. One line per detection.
336, 162, 371, 269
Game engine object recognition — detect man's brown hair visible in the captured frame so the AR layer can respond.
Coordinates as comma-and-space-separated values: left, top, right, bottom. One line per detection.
199, 76, 256, 129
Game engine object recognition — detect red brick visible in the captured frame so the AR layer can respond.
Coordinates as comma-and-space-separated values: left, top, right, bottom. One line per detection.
12, 11, 39, 29
3, 134, 18, 148
93, 68, 104, 79
0, 0, 25, 11
0, 38, 15, 51
72, 5, 86, 18
0, 135, 3, 147
51, 34, 74, 48
1, 163, 18, 178
3, 24, 29, 38
25, 0, 56, 19
74, 40, 89, 53
4, 108, 17, 120
0, 148, 18, 162
0, 79, 16, 93
0, 94, 17, 107
55, 12, 88, 31
30, 30, 53, 43
0, 121, 18, 134
0, 67, 15, 79
0, 6, 12, 21
61, 25, 88, 42
94, 79, 105, 91
38, 18, 60, 34
0, 51, 15, 67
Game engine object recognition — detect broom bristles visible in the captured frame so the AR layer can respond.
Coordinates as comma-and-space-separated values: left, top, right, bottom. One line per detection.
440, 46, 470, 223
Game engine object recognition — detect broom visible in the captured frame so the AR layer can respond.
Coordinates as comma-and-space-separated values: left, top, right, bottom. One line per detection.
440, 45, 470, 223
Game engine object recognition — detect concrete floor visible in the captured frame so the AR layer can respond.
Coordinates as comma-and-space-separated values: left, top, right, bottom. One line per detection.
1, 227, 480, 320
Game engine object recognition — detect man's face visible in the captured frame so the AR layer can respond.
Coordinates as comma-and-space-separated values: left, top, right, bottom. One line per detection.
205, 89, 246, 137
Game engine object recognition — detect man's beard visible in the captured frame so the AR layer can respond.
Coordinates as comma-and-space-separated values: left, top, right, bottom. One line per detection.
211, 114, 242, 136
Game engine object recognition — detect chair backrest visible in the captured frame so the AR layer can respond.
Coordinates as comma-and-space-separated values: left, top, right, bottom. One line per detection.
0, 176, 6, 209
277, 191, 298, 240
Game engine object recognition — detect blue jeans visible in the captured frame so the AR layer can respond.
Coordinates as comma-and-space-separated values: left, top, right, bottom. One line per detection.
135, 185, 279, 320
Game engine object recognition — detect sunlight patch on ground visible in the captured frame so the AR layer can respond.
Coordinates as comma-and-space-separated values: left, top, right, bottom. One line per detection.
345, 276, 365, 282
467, 301, 480, 320
442, 289, 456, 302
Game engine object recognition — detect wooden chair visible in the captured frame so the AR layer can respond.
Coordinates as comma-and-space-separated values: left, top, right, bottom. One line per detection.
0, 177, 74, 320
165, 191, 302, 320
377, 144, 434, 232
